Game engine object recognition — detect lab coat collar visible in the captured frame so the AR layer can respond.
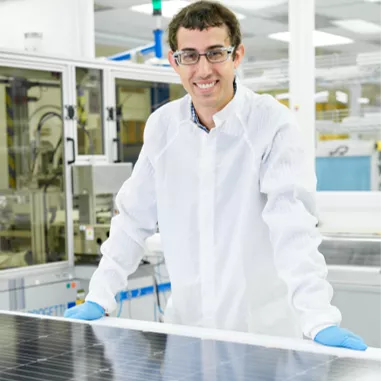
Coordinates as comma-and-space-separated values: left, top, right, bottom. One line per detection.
183, 76, 247, 136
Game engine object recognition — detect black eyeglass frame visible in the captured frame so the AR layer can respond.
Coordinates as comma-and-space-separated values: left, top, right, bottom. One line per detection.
173, 46, 235, 65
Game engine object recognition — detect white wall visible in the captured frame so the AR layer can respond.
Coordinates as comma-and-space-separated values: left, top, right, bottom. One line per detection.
0, 0, 95, 58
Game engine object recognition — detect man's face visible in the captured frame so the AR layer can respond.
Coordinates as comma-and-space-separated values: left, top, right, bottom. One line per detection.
168, 26, 244, 111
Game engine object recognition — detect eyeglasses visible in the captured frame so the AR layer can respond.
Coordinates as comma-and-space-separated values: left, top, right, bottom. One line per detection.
173, 46, 235, 66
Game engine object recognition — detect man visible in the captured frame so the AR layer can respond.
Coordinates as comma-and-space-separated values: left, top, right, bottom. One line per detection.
65, 0, 367, 351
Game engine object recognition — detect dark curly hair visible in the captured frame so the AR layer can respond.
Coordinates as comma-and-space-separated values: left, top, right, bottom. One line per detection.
167, 0, 242, 59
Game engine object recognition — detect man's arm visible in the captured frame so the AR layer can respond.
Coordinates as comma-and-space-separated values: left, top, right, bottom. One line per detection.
85, 145, 158, 314
259, 116, 342, 339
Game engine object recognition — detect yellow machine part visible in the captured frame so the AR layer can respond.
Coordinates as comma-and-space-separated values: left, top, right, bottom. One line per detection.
319, 134, 349, 141
77, 94, 87, 125
76, 289, 86, 305
6, 88, 16, 189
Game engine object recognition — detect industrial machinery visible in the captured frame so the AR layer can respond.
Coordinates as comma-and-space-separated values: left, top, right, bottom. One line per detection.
0, 44, 379, 347
0, 46, 181, 326
0, 54, 183, 270
236, 52, 381, 347
315, 111, 381, 191
0, 68, 66, 269
71, 163, 132, 260
316, 136, 381, 191
241, 51, 381, 192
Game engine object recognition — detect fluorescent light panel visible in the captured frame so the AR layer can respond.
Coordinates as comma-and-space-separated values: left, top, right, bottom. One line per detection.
332, 19, 381, 34
275, 92, 289, 100
275, 91, 331, 101
131, 0, 245, 19
220, 0, 287, 10
268, 30, 354, 47
336, 91, 348, 104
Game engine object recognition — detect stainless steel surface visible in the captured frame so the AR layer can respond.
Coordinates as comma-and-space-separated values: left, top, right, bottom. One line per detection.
321, 234, 381, 348
321, 235, 381, 267
72, 163, 132, 196
30, 191, 46, 265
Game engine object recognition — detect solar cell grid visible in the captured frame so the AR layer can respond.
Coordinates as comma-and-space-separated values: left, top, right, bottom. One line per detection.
0, 313, 380, 381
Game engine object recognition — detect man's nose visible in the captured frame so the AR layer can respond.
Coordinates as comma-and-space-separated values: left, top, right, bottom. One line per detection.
196, 55, 213, 77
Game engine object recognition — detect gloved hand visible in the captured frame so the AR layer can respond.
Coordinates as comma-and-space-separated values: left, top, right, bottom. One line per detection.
64, 301, 105, 321
314, 326, 367, 351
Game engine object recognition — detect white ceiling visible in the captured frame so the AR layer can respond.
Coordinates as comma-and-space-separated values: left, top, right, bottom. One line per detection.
94, 0, 381, 61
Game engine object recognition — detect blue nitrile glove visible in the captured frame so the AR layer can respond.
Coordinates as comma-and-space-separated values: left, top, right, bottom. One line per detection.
64, 301, 105, 321
314, 326, 367, 351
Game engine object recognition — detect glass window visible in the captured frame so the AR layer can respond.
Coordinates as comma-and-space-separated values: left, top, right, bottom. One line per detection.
0, 66, 67, 269
76, 67, 104, 155
258, 80, 381, 192
115, 79, 186, 165
315, 82, 381, 192
70, 80, 185, 260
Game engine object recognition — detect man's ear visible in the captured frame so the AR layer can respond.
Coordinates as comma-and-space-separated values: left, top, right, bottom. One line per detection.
233, 44, 245, 69
168, 51, 180, 73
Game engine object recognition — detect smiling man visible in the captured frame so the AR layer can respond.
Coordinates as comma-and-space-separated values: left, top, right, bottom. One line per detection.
65, 1, 367, 351
169, 22, 243, 129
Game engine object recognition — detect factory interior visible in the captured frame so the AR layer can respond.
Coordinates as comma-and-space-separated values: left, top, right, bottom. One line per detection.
0, 0, 380, 380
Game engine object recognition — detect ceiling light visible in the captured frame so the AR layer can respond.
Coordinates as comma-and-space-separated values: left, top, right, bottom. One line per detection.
275, 92, 289, 100
315, 91, 329, 102
332, 19, 381, 34
268, 30, 354, 47
275, 91, 331, 101
131, 0, 189, 18
364, 0, 381, 3
336, 91, 348, 104
359, 97, 370, 104
131, 0, 245, 19
220, 0, 287, 10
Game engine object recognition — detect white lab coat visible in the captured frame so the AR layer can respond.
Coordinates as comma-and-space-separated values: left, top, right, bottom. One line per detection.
86, 80, 342, 339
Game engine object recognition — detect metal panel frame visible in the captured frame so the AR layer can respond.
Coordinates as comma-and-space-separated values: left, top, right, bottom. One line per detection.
103, 68, 115, 163
111, 66, 181, 85
63, 64, 76, 268
0, 48, 182, 275
0, 48, 180, 81
108, 66, 180, 163
0, 55, 75, 274
72, 63, 109, 164
371, 150, 380, 191
0, 261, 72, 280
0, 49, 181, 271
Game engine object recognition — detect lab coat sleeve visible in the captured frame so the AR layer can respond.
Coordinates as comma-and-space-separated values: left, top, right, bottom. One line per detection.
259, 118, 342, 339
86, 145, 157, 313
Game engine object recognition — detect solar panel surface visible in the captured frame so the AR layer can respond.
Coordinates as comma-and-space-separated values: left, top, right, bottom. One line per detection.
0, 313, 380, 381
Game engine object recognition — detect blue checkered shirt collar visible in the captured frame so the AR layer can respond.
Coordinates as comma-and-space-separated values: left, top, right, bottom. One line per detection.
191, 79, 237, 133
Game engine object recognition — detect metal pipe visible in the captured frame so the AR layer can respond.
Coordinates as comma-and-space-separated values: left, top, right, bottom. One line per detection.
108, 0, 164, 61
153, 29, 163, 59
108, 43, 156, 61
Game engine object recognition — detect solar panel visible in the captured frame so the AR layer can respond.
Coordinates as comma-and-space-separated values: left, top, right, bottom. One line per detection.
0, 313, 380, 381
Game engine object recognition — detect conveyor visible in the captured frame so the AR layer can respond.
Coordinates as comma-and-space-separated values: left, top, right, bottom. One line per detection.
0, 310, 380, 381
